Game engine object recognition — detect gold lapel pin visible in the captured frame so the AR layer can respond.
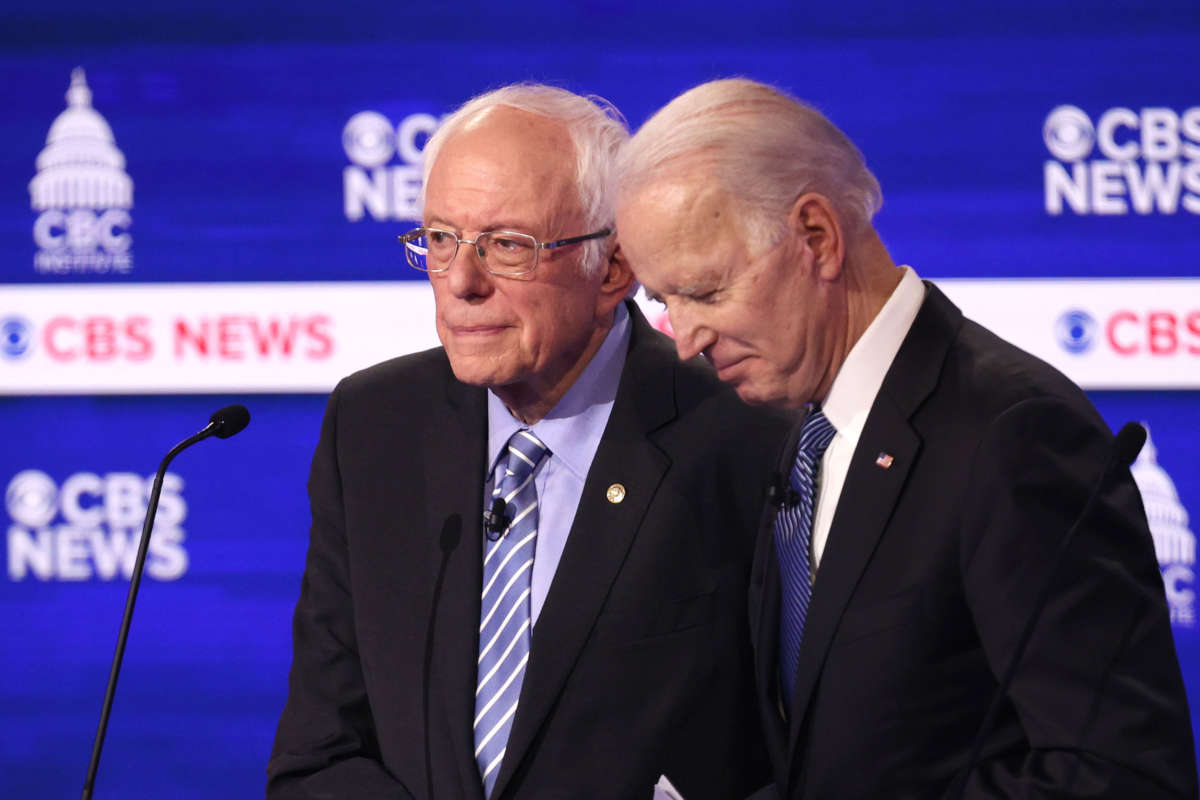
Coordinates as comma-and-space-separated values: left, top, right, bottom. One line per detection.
875, 452, 895, 469
606, 483, 626, 504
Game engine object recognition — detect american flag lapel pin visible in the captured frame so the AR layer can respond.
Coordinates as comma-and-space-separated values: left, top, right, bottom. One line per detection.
875, 452, 894, 469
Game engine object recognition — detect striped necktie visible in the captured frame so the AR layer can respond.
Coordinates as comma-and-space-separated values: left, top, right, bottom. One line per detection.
775, 407, 837, 710
474, 429, 549, 797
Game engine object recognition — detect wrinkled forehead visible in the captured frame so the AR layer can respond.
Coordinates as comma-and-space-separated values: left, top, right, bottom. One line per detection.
620, 176, 747, 273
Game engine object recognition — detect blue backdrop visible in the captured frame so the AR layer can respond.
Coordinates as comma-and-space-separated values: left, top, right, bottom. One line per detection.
2, 2, 1198, 797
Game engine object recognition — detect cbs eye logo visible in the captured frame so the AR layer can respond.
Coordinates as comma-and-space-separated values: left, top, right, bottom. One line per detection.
1044, 106, 1096, 162
1055, 309, 1097, 354
6, 469, 57, 527
1, 316, 34, 359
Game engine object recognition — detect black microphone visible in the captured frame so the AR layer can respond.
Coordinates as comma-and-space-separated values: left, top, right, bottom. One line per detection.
82, 405, 251, 800
767, 472, 800, 509
209, 403, 251, 439
483, 498, 509, 540
1111, 420, 1147, 470
951, 421, 1146, 799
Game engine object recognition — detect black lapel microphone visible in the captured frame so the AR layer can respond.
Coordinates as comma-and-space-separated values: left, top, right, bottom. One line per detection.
82, 404, 251, 800
767, 472, 801, 509
950, 421, 1147, 800
483, 498, 509, 540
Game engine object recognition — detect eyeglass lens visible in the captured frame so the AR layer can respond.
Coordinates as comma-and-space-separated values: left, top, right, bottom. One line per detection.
409, 229, 537, 275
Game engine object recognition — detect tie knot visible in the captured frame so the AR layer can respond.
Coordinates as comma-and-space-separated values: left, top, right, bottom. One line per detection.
797, 407, 837, 461
501, 428, 550, 482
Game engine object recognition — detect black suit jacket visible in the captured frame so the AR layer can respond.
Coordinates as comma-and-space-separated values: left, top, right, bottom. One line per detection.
268, 304, 789, 800
749, 284, 1197, 799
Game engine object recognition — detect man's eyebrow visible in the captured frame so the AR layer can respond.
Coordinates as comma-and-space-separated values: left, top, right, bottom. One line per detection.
424, 216, 540, 234
646, 275, 713, 303
675, 277, 717, 297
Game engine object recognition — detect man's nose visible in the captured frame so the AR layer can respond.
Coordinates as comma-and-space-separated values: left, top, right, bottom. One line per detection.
442, 242, 493, 299
670, 308, 715, 362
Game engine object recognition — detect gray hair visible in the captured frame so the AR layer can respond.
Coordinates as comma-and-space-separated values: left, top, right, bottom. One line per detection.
421, 83, 629, 277
617, 78, 883, 246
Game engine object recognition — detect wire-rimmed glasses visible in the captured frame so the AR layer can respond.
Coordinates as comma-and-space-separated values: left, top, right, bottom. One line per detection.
399, 226, 612, 278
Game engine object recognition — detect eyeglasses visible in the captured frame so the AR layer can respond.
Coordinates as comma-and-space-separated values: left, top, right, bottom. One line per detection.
398, 226, 612, 278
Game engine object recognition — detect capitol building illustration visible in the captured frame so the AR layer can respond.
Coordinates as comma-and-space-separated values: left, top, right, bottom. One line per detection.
1130, 427, 1197, 626
29, 68, 132, 212
28, 68, 134, 274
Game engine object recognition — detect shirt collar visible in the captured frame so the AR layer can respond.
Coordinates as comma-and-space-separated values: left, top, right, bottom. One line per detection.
486, 302, 631, 481
821, 267, 925, 436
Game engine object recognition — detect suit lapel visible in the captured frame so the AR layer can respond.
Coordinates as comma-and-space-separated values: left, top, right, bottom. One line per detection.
490, 306, 676, 799
784, 284, 963, 781
749, 418, 806, 778
750, 495, 790, 777
424, 369, 489, 800
785, 396, 920, 754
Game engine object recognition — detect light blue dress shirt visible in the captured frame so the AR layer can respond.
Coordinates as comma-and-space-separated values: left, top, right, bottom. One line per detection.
484, 303, 631, 625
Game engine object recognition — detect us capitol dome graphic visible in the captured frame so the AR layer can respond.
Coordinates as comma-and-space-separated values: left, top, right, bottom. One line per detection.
1130, 427, 1196, 626
29, 68, 132, 211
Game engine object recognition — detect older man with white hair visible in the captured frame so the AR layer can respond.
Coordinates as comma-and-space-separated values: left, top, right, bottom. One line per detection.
615, 78, 1197, 799
267, 83, 787, 800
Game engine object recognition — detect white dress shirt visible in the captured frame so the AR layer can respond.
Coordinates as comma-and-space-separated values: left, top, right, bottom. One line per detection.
811, 267, 925, 572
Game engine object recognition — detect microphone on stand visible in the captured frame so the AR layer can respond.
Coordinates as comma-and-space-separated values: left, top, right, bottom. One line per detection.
82, 404, 251, 800
424, 514, 462, 796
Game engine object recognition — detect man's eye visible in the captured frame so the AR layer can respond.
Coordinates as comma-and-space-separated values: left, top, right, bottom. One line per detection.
491, 236, 528, 252
428, 230, 452, 245
691, 291, 719, 304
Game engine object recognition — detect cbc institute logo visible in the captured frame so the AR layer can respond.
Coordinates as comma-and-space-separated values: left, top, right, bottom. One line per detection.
5, 469, 188, 582
29, 68, 134, 276
1043, 103, 1200, 215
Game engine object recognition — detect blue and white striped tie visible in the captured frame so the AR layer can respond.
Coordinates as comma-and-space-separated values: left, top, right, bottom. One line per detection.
474, 429, 549, 797
775, 407, 836, 710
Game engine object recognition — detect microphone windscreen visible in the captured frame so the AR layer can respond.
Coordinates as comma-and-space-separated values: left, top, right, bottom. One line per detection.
209, 404, 251, 439
1113, 421, 1147, 468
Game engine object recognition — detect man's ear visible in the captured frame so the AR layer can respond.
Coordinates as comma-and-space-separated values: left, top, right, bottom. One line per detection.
597, 243, 636, 315
787, 193, 845, 281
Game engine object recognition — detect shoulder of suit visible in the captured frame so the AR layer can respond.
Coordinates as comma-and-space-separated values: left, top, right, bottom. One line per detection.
937, 315, 1104, 428
333, 346, 451, 397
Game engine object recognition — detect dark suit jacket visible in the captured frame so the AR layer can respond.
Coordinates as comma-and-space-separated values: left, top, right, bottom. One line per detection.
749, 284, 1198, 799
268, 303, 789, 800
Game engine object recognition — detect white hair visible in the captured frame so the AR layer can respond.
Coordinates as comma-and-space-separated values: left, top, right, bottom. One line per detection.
617, 78, 883, 247
421, 83, 629, 277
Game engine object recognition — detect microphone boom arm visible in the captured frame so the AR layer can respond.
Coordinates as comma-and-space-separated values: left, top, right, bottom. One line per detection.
82, 405, 249, 800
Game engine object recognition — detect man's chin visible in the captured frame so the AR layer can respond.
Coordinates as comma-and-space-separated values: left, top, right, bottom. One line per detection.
732, 379, 788, 409
732, 381, 770, 406
446, 356, 513, 390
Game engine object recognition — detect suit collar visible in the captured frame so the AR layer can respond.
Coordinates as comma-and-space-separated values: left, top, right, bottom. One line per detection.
490, 302, 677, 798
486, 303, 632, 483
822, 266, 925, 437
777, 284, 965, 787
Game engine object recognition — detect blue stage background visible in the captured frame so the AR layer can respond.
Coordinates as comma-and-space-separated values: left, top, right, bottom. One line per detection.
2, 2, 1198, 797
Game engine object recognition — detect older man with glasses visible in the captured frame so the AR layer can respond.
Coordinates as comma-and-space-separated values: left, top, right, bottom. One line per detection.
267, 83, 789, 800
615, 77, 1197, 800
